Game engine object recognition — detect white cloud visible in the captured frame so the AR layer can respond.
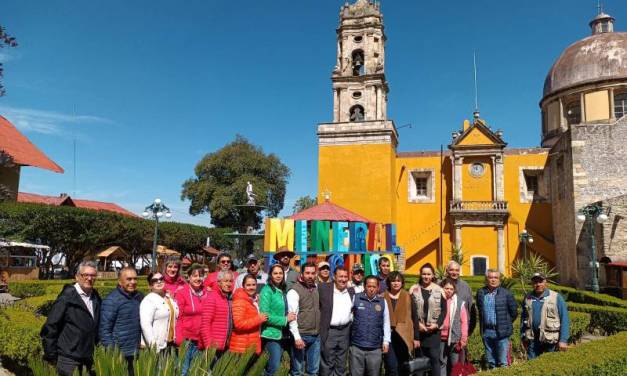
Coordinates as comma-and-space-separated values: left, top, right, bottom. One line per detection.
0, 105, 112, 135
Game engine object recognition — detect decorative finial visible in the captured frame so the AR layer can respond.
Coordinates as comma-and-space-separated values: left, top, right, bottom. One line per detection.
323, 190, 331, 202
473, 51, 480, 117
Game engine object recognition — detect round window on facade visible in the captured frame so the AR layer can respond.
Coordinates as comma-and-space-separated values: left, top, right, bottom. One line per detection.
352, 91, 362, 99
470, 163, 485, 177
354, 36, 363, 43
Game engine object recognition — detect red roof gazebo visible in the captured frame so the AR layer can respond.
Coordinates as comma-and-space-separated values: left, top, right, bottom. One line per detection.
289, 200, 373, 223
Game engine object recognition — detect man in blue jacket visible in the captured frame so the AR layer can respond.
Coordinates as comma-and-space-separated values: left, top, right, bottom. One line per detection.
520, 272, 569, 359
476, 269, 517, 369
99, 267, 143, 375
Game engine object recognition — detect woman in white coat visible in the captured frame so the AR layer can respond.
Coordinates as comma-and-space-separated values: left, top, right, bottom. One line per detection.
140, 272, 179, 352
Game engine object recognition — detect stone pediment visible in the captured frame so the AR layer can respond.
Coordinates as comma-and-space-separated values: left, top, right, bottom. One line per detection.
451, 118, 507, 150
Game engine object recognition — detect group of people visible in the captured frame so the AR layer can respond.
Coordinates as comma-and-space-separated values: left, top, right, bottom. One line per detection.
40, 249, 571, 376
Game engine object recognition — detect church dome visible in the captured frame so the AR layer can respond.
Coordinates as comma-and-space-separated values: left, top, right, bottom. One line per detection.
543, 12, 627, 98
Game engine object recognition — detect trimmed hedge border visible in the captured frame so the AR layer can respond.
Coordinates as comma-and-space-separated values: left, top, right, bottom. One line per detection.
551, 284, 627, 309
484, 331, 627, 375
568, 302, 627, 334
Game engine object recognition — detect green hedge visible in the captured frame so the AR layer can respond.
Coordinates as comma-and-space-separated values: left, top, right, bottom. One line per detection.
8, 282, 47, 298
551, 284, 627, 309
0, 307, 45, 363
466, 311, 590, 368
568, 302, 627, 334
484, 331, 627, 375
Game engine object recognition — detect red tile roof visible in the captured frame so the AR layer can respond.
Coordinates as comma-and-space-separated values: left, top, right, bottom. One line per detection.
289, 200, 373, 223
0, 116, 64, 173
17, 192, 137, 217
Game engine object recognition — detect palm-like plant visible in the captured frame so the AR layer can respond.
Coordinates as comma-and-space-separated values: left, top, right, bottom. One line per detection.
511, 253, 558, 295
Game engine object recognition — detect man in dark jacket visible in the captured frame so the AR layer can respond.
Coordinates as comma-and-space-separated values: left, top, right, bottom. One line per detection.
99, 267, 143, 376
476, 269, 518, 369
319, 267, 355, 376
41, 261, 102, 376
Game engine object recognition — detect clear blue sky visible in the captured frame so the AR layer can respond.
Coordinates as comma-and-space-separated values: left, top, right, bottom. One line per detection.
2, 1, 625, 226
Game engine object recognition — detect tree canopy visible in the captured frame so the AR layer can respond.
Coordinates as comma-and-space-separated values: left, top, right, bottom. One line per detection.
292, 195, 317, 214
0, 26, 18, 96
181, 135, 290, 228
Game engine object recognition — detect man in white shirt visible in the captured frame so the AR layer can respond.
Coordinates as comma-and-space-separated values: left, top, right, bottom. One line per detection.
319, 267, 355, 376
235, 254, 268, 291
286, 262, 320, 376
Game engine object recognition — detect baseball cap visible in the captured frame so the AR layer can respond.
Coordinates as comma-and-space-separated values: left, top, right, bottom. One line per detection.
246, 254, 259, 263
531, 272, 546, 281
352, 263, 364, 272
317, 261, 330, 269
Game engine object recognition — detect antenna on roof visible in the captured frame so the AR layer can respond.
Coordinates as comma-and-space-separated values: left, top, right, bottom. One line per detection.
72, 105, 77, 197
597, 0, 603, 14
473, 51, 480, 119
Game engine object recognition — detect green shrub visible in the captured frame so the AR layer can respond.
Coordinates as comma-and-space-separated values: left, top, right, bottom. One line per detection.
484, 331, 627, 375
551, 285, 627, 309
568, 302, 627, 334
0, 307, 44, 363
8, 282, 47, 298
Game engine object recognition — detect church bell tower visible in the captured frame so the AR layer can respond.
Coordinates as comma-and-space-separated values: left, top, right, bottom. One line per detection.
317, 0, 398, 224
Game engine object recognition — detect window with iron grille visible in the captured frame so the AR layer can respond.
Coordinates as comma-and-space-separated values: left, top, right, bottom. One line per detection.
614, 93, 627, 119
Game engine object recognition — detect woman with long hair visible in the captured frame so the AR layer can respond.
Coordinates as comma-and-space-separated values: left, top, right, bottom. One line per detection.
259, 264, 297, 376
410, 263, 447, 376
439, 278, 468, 376
383, 271, 416, 376
229, 274, 268, 354
140, 272, 179, 352
174, 264, 207, 376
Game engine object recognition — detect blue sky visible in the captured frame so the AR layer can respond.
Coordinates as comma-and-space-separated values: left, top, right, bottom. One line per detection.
1, 1, 625, 226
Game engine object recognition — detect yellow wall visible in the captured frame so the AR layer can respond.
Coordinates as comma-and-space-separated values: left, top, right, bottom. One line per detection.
461, 156, 493, 201
584, 90, 610, 122
318, 143, 395, 224
460, 226, 497, 275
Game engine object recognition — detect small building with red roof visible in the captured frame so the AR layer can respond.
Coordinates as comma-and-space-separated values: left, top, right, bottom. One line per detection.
0, 115, 63, 200
289, 199, 373, 223
18, 192, 137, 217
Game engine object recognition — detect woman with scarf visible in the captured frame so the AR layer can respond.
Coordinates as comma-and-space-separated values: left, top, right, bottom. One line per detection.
439, 278, 468, 376
383, 271, 417, 376
410, 263, 447, 376
174, 264, 207, 376
229, 274, 268, 354
259, 264, 297, 376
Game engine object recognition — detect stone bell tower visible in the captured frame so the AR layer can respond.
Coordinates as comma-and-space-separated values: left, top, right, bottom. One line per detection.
318, 0, 398, 225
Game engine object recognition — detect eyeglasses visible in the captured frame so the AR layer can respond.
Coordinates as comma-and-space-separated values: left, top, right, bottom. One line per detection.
151, 277, 165, 284
220, 260, 232, 264
80, 273, 97, 279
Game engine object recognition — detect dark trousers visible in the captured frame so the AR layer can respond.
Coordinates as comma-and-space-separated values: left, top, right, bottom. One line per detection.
418, 345, 441, 376
383, 331, 410, 376
56, 355, 94, 376
320, 325, 351, 376
125, 356, 134, 376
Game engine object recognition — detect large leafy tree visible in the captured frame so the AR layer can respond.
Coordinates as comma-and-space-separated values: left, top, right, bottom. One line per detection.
0, 26, 18, 97
292, 195, 317, 214
182, 135, 290, 228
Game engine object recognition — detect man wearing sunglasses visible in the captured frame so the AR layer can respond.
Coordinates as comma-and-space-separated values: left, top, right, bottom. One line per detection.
41, 260, 102, 376
204, 252, 238, 292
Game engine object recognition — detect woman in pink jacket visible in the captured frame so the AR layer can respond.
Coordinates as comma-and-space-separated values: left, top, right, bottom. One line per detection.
200, 270, 235, 351
174, 264, 207, 376
163, 257, 186, 297
440, 278, 469, 376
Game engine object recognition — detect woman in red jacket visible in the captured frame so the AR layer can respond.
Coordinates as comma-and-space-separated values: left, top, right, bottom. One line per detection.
200, 270, 235, 352
163, 257, 186, 297
174, 264, 207, 376
230, 274, 268, 354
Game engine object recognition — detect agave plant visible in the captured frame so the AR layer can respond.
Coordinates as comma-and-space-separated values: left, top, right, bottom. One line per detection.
434, 265, 447, 282
450, 245, 467, 267
511, 253, 559, 295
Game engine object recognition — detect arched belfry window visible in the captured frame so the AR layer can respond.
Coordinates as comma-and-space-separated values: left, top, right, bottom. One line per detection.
352, 50, 365, 76
614, 93, 627, 119
566, 101, 581, 125
349, 105, 365, 122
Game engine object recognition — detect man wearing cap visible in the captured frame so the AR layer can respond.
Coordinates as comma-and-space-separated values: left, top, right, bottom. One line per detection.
317, 261, 332, 286
520, 272, 570, 359
476, 269, 517, 369
348, 264, 365, 294
274, 246, 299, 290
235, 254, 268, 291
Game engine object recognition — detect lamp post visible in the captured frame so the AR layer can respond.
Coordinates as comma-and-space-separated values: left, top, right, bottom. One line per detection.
519, 229, 534, 259
576, 204, 610, 293
142, 198, 172, 272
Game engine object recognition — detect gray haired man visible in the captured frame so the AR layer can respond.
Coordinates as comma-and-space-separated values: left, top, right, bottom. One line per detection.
41, 261, 101, 376
446, 261, 476, 334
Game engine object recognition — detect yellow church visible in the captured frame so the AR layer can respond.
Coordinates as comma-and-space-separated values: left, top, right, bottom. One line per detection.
316, 0, 627, 279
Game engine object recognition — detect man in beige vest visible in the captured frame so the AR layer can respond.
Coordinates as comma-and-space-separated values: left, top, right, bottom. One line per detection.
520, 272, 570, 359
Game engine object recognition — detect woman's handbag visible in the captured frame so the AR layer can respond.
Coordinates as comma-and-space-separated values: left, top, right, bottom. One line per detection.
402, 355, 431, 375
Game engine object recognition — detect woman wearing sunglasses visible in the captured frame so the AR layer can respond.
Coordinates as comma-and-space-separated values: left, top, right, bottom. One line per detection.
140, 272, 179, 352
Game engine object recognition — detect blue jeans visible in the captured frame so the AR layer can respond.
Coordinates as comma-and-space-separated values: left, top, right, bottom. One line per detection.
264, 338, 287, 376
482, 331, 509, 368
181, 341, 199, 376
526, 340, 557, 359
291, 335, 320, 376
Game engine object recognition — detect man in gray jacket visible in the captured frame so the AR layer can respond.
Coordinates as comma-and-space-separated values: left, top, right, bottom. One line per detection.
446, 261, 476, 335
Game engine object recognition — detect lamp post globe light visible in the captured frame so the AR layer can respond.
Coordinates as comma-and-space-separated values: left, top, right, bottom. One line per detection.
142, 198, 172, 272
519, 229, 534, 259
576, 204, 610, 293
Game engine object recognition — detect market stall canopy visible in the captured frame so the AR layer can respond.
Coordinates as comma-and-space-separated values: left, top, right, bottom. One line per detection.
289, 200, 373, 223
97, 246, 129, 259
202, 245, 220, 256
0, 240, 50, 250
157, 245, 180, 256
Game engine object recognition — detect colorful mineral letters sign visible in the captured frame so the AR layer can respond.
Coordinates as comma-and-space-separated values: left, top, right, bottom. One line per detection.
264, 218, 399, 254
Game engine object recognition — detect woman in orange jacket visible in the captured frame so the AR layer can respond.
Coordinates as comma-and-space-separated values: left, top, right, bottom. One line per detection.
229, 274, 268, 354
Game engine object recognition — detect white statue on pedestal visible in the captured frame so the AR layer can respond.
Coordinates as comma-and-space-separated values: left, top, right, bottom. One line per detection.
246, 181, 256, 205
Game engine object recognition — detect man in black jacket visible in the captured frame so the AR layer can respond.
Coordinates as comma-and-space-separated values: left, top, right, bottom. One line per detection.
319, 267, 354, 376
41, 261, 102, 376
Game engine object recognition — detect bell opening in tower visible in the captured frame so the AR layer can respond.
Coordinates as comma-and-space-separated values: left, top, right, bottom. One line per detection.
349, 105, 365, 122
352, 50, 365, 76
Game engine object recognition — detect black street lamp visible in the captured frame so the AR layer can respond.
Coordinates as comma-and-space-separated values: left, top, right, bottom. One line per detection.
142, 198, 172, 272
576, 204, 610, 293
519, 229, 534, 259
